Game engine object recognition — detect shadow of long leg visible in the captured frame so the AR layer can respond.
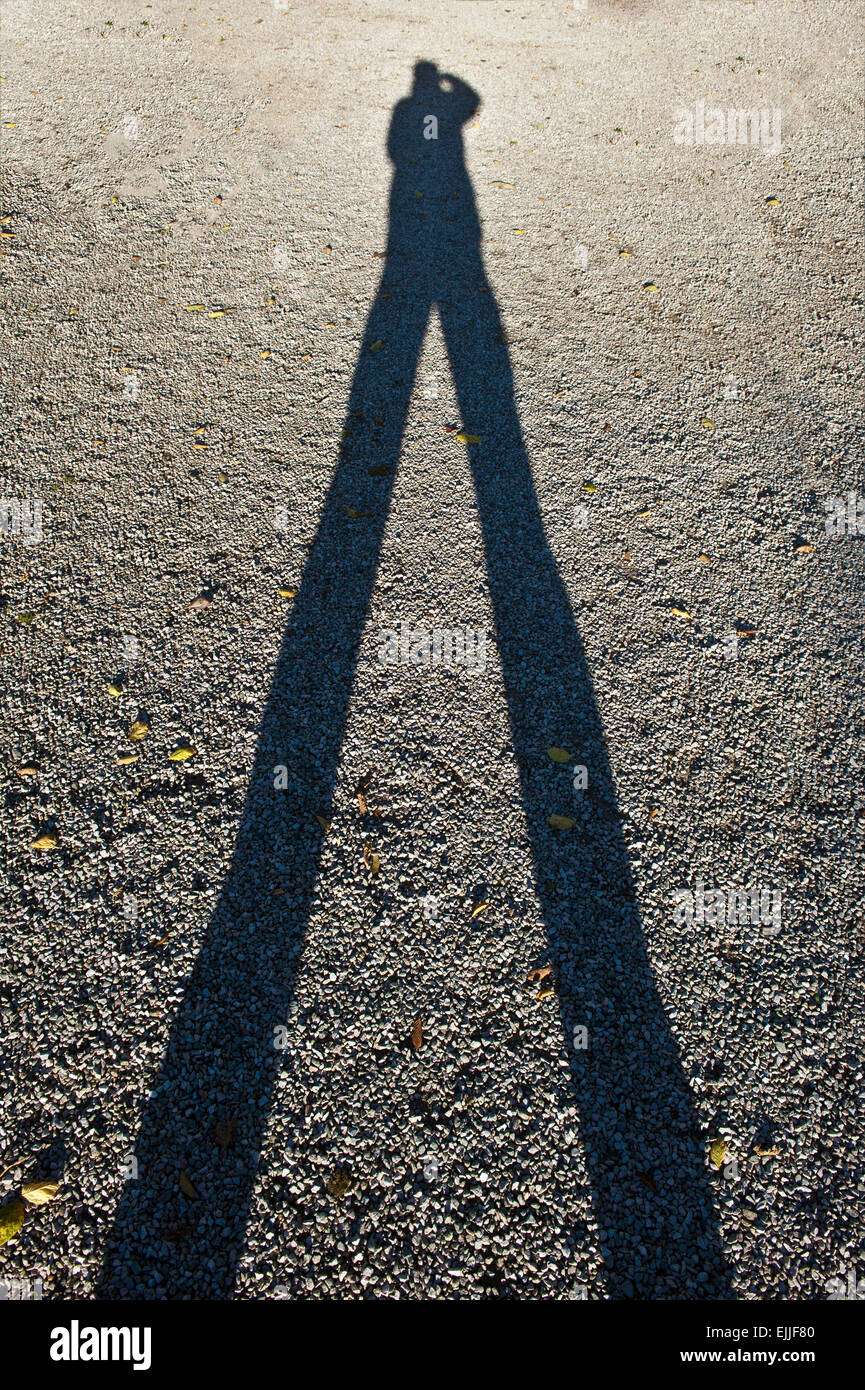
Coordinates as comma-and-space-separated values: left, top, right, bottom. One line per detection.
96, 280, 430, 1299
438, 282, 731, 1299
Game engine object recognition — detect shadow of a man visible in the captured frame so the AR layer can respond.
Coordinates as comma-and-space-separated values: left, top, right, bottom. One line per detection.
97, 62, 730, 1301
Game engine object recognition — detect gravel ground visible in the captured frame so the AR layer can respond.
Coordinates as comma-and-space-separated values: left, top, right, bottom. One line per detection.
1, 0, 863, 1301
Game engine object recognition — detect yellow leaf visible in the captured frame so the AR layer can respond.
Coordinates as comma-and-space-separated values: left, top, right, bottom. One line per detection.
548, 814, 575, 830
168, 746, 196, 761
0, 1199, 25, 1246
642, 282, 659, 291
490, 180, 515, 189
582, 481, 596, 493
513, 228, 525, 234
21, 1179, 59, 1206
345, 506, 372, 518
183, 304, 205, 311
115, 752, 140, 766
16, 764, 38, 778
128, 720, 150, 741
470, 901, 490, 919
670, 607, 691, 620
363, 841, 380, 875
30, 830, 59, 851
13, 612, 36, 625
536, 986, 555, 1001
107, 682, 124, 697
709, 1139, 727, 1169
698, 554, 713, 565
765, 196, 780, 206
455, 432, 481, 445
547, 747, 571, 763
637, 509, 651, 519
179, 1170, 197, 1198
794, 543, 813, 555
278, 587, 297, 598
369, 340, 383, 351
260, 350, 271, 359
701, 417, 716, 429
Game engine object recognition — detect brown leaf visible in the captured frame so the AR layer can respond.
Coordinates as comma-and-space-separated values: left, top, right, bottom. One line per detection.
411, 1016, 423, 1051
325, 1166, 353, 1198
357, 790, 368, 815
526, 965, 552, 983
179, 1170, 197, 1199
164, 1223, 193, 1241
314, 813, 331, 834
470, 901, 490, 919
214, 1117, 238, 1150
364, 841, 380, 875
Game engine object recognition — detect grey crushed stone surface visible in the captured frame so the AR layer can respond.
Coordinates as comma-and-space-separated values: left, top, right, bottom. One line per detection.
1, 0, 863, 1300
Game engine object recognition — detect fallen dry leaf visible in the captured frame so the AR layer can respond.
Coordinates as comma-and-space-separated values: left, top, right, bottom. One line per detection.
470, 901, 490, 919
455, 432, 481, 445
167, 746, 196, 762
179, 1170, 197, 1199
115, 752, 140, 766
669, 607, 691, 620
314, 814, 331, 834
30, 830, 59, 851
363, 841, 380, 875
128, 719, 150, 741
411, 1017, 423, 1051
325, 1166, 353, 1198
0, 1199, 25, 1246
277, 587, 297, 599
548, 814, 575, 830
709, 1139, 727, 1169
21, 1179, 59, 1206
214, 1118, 238, 1150
527, 965, 552, 983
547, 747, 571, 763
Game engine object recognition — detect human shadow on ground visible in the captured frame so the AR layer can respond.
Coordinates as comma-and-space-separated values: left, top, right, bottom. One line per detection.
97, 62, 731, 1300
